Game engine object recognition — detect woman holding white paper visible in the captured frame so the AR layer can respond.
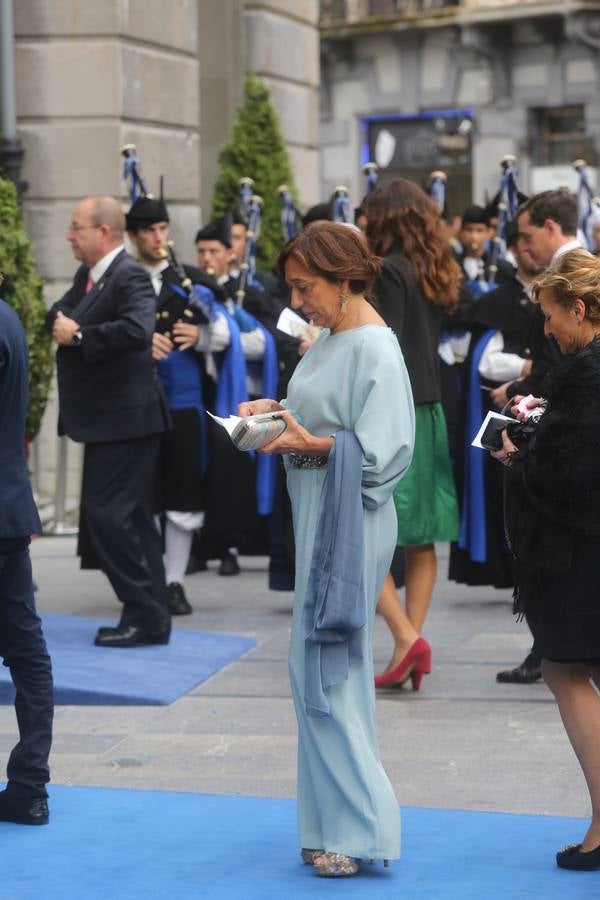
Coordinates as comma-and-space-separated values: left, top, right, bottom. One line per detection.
239, 222, 414, 878
492, 250, 600, 871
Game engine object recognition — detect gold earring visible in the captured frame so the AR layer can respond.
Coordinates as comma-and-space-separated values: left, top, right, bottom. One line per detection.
339, 289, 348, 314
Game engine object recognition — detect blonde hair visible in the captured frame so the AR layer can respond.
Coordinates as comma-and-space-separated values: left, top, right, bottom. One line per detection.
531, 248, 600, 325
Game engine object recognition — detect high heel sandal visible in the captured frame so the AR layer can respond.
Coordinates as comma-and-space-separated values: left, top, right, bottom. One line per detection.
301, 848, 324, 864
374, 637, 431, 690
313, 852, 360, 877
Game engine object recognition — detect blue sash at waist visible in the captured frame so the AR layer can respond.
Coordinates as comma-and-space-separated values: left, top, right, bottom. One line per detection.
458, 329, 496, 563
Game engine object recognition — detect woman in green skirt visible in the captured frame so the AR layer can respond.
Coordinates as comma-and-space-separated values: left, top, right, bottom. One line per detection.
364, 179, 461, 690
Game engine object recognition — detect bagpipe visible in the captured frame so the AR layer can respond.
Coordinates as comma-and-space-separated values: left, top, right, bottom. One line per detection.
121, 143, 209, 335
277, 184, 301, 241
455, 155, 522, 299
427, 169, 473, 365
487, 155, 520, 289
158, 242, 213, 332
363, 161, 379, 195
331, 185, 354, 224
573, 158, 600, 252
121, 143, 148, 203
236, 176, 263, 306
427, 170, 447, 214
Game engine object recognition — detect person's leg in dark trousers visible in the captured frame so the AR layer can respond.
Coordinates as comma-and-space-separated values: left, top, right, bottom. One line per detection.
0, 537, 53, 818
81, 436, 169, 632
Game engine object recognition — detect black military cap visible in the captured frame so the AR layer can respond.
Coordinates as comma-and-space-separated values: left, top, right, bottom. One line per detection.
195, 214, 232, 247
126, 195, 169, 230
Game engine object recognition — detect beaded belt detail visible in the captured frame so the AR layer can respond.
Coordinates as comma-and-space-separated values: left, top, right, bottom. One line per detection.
288, 453, 328, 469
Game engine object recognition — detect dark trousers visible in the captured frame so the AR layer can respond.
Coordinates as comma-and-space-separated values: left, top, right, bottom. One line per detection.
80, 435, 169, 630
0, 538, 53, 798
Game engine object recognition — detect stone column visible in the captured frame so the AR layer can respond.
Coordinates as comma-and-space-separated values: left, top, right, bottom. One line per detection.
243, 1, 321, 206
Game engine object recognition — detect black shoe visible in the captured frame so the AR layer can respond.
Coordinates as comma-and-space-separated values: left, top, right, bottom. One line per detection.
167, 582, 192, 615
94, 624, 170, 648
0, 790, 49, 825
496, 652, 542, 684
219, 552, 240, 576
556, 842, 600, 870
185, 555, 207, 575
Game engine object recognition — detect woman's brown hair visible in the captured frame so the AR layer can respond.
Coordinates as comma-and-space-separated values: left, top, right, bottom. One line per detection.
276, 221, 382, 297
364, 178, 461, 312
532, 248, 600, 325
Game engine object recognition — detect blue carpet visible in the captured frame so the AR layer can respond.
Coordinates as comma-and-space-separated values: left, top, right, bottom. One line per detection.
0, 613, 255, 706
0, 787, 597, 899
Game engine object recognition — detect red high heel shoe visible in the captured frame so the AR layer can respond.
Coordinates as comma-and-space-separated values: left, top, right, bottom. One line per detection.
374, 637, 431, 690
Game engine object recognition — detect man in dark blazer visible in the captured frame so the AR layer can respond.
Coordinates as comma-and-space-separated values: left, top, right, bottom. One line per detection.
0, 299, 53, 824
47, 196, 171, 648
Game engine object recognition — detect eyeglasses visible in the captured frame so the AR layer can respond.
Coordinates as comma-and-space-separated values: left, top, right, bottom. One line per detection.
68, 224, 101, 233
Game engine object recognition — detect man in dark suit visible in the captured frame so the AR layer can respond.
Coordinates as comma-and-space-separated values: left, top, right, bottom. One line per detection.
0, 299, 53, 824
47, 196, 171, 648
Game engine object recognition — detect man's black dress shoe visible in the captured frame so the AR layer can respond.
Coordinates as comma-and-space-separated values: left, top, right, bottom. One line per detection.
556, 842, 600, 870
185, 554, 207, 575
167, 582, 192, 615
94, 624, 170, 648
496, 651, 542, 684
219, 552, 240, 576
0, 790, 49, 825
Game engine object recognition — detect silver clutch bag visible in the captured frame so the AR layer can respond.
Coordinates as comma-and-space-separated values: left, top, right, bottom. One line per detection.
230, 412, 287, 451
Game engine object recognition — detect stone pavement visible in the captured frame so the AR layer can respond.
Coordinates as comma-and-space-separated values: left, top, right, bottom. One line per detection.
0, 538, 586, 819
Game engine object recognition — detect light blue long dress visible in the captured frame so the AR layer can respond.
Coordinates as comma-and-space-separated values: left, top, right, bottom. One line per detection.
283, 325, 415, 861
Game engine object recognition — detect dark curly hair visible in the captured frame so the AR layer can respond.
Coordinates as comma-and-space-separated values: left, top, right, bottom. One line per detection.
364, 179, 461, 312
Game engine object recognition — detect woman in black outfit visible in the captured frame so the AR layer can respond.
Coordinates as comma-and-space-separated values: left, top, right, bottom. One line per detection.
493, 249, 600, 871
364, 179, 461, 689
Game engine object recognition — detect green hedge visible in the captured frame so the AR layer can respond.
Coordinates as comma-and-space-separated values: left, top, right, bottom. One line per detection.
211, 73, 298, 271
0, 175, 53, 437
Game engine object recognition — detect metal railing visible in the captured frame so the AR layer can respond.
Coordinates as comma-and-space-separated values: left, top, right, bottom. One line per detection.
29, 433, 81, 535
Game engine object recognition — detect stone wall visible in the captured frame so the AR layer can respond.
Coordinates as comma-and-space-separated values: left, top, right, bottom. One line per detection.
244, 1, 320, 206
12, 0, 320, 511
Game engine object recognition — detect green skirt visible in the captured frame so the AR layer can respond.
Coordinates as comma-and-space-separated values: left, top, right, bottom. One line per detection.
394, 402, 459, 546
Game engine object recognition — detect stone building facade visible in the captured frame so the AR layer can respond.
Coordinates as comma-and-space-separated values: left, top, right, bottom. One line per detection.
7, 0, 320, 511
320, 0, 600, 213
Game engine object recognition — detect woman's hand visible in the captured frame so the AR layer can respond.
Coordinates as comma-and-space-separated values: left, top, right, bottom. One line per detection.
238, 398, 285, 417
510, 395, 544, 422
259, 410, 334, 456
490, 429, 519, 465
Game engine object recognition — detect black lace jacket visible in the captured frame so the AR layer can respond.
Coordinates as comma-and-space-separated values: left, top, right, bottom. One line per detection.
505, 337, 600, 587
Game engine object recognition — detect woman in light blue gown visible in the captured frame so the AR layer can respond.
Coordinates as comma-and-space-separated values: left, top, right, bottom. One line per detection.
239, 223, 415, 878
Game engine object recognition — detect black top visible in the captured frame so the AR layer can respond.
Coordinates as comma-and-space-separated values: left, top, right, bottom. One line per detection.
0, 300, 42, 537
373, 252, 443, 405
